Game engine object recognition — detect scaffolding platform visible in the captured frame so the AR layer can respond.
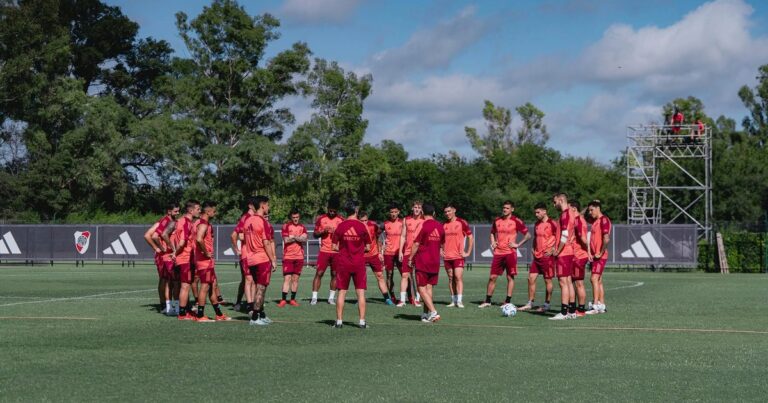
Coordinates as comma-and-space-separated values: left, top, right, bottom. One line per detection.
626, 124, 712, 241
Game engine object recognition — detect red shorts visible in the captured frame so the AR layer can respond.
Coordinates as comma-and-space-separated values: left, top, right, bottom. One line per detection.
197, 267, 217, 285
335, 268, 367, 290
178, 263, 193, 284
591, 257, 607, 275
416, 271, 439, 287
240, 258, 249, 276
365, 256, 383, 273
316, 251, 338, 274
400, 258, 413, 274
490, 254, 517, 277
383, 254, 400, 271
282, 259, 304, 275
444, 259, 465, 271
154, 255, 163, 277
530, 256, 554, 279
556, 255, 574, 278
572, 257, 588, 280
249, 262, 272, 286
162, 260, 175, 280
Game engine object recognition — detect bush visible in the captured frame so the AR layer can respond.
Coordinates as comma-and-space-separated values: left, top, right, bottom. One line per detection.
698, 232, 765, 273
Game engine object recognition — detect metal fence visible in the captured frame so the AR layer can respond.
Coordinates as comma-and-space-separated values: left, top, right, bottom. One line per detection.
0, 223, 698, 266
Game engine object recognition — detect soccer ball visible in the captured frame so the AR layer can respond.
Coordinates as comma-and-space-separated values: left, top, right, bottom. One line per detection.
501, 303, 517, 317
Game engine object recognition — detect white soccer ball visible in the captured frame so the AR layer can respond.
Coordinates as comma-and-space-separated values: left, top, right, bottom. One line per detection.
501, 303, 517, 317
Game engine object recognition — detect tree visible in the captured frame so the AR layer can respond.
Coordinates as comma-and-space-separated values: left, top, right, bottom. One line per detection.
465, 100, 513, 158
172, 0, 311, 215
282, 58, 372, 214
738, 64, 768, 146
515, 102, 549, 146
466, 100, 550, 158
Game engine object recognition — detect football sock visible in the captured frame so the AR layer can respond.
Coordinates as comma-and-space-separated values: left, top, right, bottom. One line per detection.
568, 302, 576, 314
457, 294, 463, 303
281, 292, 287, 301
400, 292, 407, 302
252, 310, 261, 321
336, 319, 343, 325
311, 291, 318, 300
179, 305, 187, 316
246, 302, 253, 312
197, 306, 205, 318
217, 295, 223, 303
382, 292, 390, 300
290, 291, 297, 301
213, 304, 222, 316
485, 295, 492, 303
561, 304, 568, 315
359, 319, 366, 326
450, 295, 456, 303
259, 310, 266, 319
527, 299, 534, 306
578, 304, 586, 312
329, 290, 336, 300
165, 300, 171, 312
505, 296, 512, 304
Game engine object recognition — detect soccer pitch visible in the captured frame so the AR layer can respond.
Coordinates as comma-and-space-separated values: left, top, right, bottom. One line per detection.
0, 264, 766, 402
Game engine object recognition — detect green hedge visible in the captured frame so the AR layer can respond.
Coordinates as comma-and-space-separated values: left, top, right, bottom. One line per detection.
698, 232, 766, 273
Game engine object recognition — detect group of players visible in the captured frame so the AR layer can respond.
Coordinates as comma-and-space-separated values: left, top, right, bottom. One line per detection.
143, 193, 612, 327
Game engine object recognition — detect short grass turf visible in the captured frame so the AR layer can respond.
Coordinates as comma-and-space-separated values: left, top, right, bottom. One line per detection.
0, 264, 766, 402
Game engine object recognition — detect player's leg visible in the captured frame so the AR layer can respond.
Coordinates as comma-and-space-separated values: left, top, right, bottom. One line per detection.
504, 273, 515, 306
397, 269, 410, 307
235, 260, 246, 310
353, 268, 367, 328
453, 265, 464, 308
521, 272, 537, 311
481, 256, 503, 307
209, 273, 230, 321
177, 264, 194, 320
195, 274, 210, 321
384, 256, 397, 300
550, 258, 571, 320
279, 264, 291, 307
289, 274, 301, 306
328, 254, 338, 304
445, 266, 456, 307
333, 270, 349, 328
311, 252, 329, 305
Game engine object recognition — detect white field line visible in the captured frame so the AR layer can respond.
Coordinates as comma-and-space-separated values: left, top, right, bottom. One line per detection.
0, 281, 240, 308
0, 316, 99, 321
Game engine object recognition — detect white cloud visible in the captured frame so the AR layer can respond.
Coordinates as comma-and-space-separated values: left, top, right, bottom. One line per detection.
279, 0, 362, 25
370, 6, 493, 81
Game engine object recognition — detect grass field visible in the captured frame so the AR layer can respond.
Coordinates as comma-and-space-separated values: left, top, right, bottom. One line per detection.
0, 263, 766, 402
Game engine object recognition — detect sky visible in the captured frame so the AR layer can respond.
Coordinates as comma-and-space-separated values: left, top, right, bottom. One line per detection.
107, 0, 768, 163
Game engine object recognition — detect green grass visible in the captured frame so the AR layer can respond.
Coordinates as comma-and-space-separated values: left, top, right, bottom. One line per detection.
0, 264, 766, 402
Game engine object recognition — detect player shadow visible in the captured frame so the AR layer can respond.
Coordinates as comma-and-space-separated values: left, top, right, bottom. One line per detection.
367, 297, 398, 305
315, 319, 362, 327
524, 308, 556, 317
142, 303, 164, 313
393, 313, 423, 321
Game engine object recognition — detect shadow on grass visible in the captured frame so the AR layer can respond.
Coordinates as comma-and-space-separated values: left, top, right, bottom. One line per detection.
393, 313, 422, 321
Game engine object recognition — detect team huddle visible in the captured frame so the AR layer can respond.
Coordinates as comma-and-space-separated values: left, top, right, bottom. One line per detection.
143, 193, 611, 328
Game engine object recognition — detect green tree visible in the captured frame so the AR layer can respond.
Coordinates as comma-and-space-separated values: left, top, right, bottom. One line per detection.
465, 100, 513, 158
515, 102, 549, 146
172, 0, 311, 217
738, 64, 768, 145
282, 58, 372, 216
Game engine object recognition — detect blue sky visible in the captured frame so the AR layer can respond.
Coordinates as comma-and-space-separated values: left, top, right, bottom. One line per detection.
107, 0, 768, 163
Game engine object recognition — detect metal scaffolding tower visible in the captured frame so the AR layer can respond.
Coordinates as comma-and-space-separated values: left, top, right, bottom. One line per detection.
626, 124, 712, 241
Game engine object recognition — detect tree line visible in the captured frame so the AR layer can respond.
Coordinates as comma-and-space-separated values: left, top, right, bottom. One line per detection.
0, 0, 766, 228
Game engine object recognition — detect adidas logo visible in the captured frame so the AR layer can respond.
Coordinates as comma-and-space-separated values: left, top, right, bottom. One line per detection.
103, 231, 139, 255
223, 240, 241, 256
0, 231, 21, 255
621, 232, 665, 258
481, 248, 523, 258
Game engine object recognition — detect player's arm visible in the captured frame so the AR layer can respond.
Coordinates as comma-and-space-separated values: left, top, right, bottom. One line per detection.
313, 217, 327, 238
554, 218, 568, 256
463, 234, 474, 258
512, 232, 531, 248
230, 229, 241, 255
195, 222, 211, 258
409, 241, 420, 264
597, 224, 611, 258
144, 222, 162, 253
282, 225, 295, 244
173, 223, 187, 257
161, 221, 175, 253
398, 220, 407, 260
